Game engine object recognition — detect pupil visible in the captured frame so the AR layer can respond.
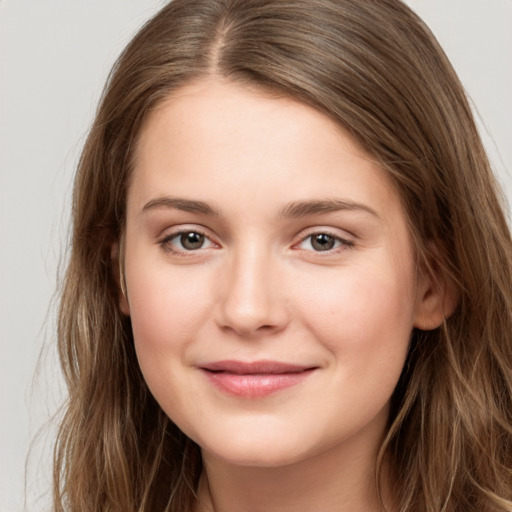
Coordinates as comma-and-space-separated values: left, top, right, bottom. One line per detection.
181, 232, 204, 250
312, 233, 335, 251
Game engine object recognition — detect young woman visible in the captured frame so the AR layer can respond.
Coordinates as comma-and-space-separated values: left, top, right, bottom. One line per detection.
54, 0, 512, 510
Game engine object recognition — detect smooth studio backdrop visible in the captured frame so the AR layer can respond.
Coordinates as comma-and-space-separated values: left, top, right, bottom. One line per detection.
1, 1, 511, 510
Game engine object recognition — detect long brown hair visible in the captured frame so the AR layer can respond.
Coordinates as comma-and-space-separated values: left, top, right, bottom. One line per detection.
54, 0, 512, 510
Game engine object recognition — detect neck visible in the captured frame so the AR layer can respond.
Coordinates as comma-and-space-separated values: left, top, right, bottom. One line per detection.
194, 431, 393, 512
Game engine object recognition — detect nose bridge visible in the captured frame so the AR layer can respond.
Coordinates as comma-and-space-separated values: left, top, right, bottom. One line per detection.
218, 241, 287, 336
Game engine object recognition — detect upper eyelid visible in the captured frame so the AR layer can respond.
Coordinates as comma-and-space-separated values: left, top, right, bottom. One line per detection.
295, 234, 352, 247
162, 229, 212, 242
290, 228, 356, 254
158, 224, 214, 240
158, 226, 217, 247
293, 226, 355, 243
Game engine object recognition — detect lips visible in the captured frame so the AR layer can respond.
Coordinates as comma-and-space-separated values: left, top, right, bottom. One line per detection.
199, 360, 317, 398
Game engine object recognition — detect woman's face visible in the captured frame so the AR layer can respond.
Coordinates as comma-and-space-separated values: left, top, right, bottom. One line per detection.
122, 79, 432, 468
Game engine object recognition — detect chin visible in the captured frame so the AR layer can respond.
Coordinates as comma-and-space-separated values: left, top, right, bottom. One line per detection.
206, 446, 309, 468
196, 428, 320, 468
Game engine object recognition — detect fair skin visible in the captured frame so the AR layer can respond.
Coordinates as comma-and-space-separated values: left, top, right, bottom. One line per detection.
120, 79, 446, 512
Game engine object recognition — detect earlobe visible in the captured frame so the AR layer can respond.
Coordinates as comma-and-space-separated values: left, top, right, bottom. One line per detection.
111, 241, 130, 316
413, 257, 459, 331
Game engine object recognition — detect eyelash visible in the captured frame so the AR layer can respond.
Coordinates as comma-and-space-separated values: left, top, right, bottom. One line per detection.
158, 229, 354, 256
294, 231, 354, 254
159, 229, 216, 255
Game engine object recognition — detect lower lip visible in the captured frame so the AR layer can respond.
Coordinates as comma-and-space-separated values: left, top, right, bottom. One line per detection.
201, 369, 315, 398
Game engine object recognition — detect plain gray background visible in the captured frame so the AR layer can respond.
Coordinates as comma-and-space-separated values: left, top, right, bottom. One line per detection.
1, 1, 511, 510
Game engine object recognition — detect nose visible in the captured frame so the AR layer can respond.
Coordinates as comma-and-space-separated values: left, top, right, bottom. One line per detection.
216, 246, 290, 338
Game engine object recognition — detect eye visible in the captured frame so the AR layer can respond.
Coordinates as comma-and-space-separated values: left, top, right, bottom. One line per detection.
297, 232, 353, 252
178, 232, 206, 250
160, 230, 216, 253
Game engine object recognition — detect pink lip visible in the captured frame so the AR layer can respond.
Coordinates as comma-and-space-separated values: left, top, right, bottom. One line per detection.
199, 360, 317, 398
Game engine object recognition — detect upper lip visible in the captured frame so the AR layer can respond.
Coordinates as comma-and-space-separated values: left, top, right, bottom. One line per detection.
199, 360, 317, 374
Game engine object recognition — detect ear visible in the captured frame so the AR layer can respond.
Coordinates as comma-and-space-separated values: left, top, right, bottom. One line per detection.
413, 247, 459, 331
111, 241, 130, 316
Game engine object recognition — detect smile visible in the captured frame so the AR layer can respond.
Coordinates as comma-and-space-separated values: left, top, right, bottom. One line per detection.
199, 360, 317, 398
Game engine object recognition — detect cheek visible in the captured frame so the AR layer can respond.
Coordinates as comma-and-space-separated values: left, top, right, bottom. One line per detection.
125, 263, 215, 388
295, 262, 415, 363
125, 266, 217, 427
127, 263, 211, 340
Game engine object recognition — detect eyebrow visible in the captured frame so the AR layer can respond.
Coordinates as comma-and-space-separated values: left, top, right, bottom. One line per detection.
141, 197, 220, 216
279, 199, 379, 219
140, 196, 379, 219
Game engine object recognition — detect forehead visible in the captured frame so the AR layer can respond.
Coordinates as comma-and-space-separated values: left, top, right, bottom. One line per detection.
129, 79, 402, 223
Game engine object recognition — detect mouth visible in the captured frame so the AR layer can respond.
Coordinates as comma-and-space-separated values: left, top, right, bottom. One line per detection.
199, 360, 318, 398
